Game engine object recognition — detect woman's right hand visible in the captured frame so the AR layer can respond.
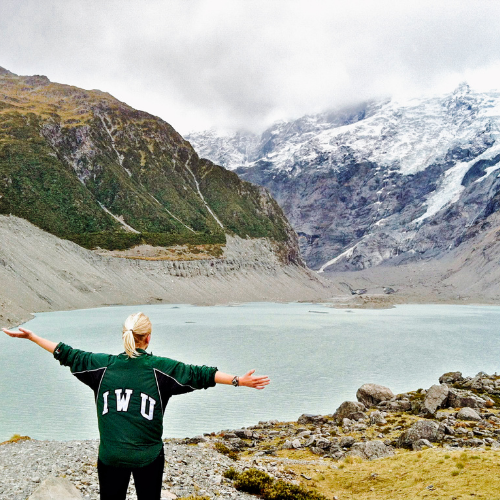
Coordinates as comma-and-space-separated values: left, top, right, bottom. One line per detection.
2, 327, 34, 340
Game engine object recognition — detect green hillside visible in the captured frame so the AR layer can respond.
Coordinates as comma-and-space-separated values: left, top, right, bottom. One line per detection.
0, 68, 292, 252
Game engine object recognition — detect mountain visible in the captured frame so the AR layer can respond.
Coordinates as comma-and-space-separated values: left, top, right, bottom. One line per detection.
0, 67, 300, 263
187, 84, 500, 272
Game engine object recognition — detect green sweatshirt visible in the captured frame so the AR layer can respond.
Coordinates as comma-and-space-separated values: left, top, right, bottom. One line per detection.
54, 342, 217, 467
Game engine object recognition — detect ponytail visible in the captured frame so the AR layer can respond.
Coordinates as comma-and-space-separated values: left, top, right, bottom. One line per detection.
122, 312, 152, 358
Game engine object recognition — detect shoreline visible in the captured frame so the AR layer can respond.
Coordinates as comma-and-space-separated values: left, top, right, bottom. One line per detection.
4, 370, 500, 500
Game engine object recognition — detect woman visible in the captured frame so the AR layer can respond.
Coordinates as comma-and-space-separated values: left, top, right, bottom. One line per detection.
2, 312, 270, 500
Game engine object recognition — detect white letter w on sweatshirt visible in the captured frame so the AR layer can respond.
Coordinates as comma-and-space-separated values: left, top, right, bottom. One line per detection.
115, 389, 133, 412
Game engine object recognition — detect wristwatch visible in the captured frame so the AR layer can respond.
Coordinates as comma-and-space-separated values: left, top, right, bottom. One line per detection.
232, 376, 239, 387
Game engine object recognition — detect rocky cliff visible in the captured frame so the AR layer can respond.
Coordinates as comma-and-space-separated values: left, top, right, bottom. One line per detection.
188, 85, 500, 273
0, 67, 300, 264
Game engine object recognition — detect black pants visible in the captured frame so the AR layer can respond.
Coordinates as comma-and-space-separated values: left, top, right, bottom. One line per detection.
97, 448, 165, 500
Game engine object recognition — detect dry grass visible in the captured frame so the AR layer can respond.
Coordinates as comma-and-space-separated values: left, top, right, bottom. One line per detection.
94, 243, 225, 261
285, 448, 500, 500
0, 76, 127, 124
0, 434, 31, 446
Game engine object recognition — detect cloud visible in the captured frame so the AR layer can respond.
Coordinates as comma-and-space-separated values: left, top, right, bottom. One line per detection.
2, 0, 500, 134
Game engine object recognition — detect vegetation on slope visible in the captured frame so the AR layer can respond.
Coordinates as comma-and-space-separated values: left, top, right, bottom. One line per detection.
0, 69, 293, 253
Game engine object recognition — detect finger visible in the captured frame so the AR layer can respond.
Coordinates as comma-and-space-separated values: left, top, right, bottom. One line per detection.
252, 377, 270, 385
2, 328, 18, 336
244, 369, 256, 377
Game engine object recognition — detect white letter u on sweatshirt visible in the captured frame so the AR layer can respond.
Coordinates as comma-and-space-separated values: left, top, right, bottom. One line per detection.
140, 393, 156, 420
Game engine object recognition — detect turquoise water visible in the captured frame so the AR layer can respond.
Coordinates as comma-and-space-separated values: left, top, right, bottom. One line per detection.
1, 303, 499, 441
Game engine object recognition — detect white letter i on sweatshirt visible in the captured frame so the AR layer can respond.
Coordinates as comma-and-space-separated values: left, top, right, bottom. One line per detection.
102, 391, 109, 415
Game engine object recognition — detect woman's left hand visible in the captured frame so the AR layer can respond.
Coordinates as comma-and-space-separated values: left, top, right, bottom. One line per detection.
238, 369, 270, 390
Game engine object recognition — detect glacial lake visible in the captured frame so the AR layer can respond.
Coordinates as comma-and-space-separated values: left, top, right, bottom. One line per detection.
1, 303, 499, 442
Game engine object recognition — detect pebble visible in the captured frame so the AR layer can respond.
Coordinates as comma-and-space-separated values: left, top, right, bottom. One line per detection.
0, 439, 256, 500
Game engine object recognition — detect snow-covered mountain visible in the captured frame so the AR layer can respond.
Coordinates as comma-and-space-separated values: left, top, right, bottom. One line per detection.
187, 84, 500, 271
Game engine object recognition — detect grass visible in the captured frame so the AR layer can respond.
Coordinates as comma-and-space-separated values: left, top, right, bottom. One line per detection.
284, 448, 500, 499
0, 434, 31, 446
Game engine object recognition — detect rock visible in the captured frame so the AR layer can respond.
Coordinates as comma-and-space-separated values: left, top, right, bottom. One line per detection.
162, 492, 178, 500
296, 430, 312, 439
448, 389, 486, 409
398, 421, 442, 448
304, 436, 316, 447
297, 414, 325, 425
28, 476, 81, 500
310, 447, 326, 455
383, 287, 396, 294
421, 384, 449, 415
233, 429, 254, 439
340, 436, 356, 448
185, 435, 207, 444
350, 440, 394, 459
439, 372, 463, 384
412, 439, 433, 451
315, 438, 331, 450
457, 407, 482, 421
333, 401, 366, 423
379, 400, 412, 412
465, 438, 485, 448
369, 410, 387, 425
439, 423, 455, 435
357, 384, 394, 407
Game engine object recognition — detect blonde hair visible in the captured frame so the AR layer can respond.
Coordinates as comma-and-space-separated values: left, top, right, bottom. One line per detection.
122, 312, 152, 358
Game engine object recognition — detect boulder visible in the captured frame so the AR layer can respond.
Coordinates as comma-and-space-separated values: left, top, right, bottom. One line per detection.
350, 440, 394, 460
369, 410, 387, 425
421, 384, 449, 416
333, 401, 366, 423
185, 435, 207, 444
457, 407, 482, 421
448, 389, 486, 409
379, 400, 411, 412
298, 414, 325, 425
439, 371, 463, 384
283, 439, 302, 449
340, 436, 356, 448
315, 438, 331, 450
357, 384, 394, 407
412, 439, 433, 451
233, 429, 254, 439
398, 421, 442, 448
28, 476, 81, 500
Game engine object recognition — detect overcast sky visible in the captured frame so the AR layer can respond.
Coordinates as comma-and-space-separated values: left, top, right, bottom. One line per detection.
2, 0, 500, 135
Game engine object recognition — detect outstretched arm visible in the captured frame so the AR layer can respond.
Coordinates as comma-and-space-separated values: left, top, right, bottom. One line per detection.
2, 327, 57, 354
215, 369, 270, 390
